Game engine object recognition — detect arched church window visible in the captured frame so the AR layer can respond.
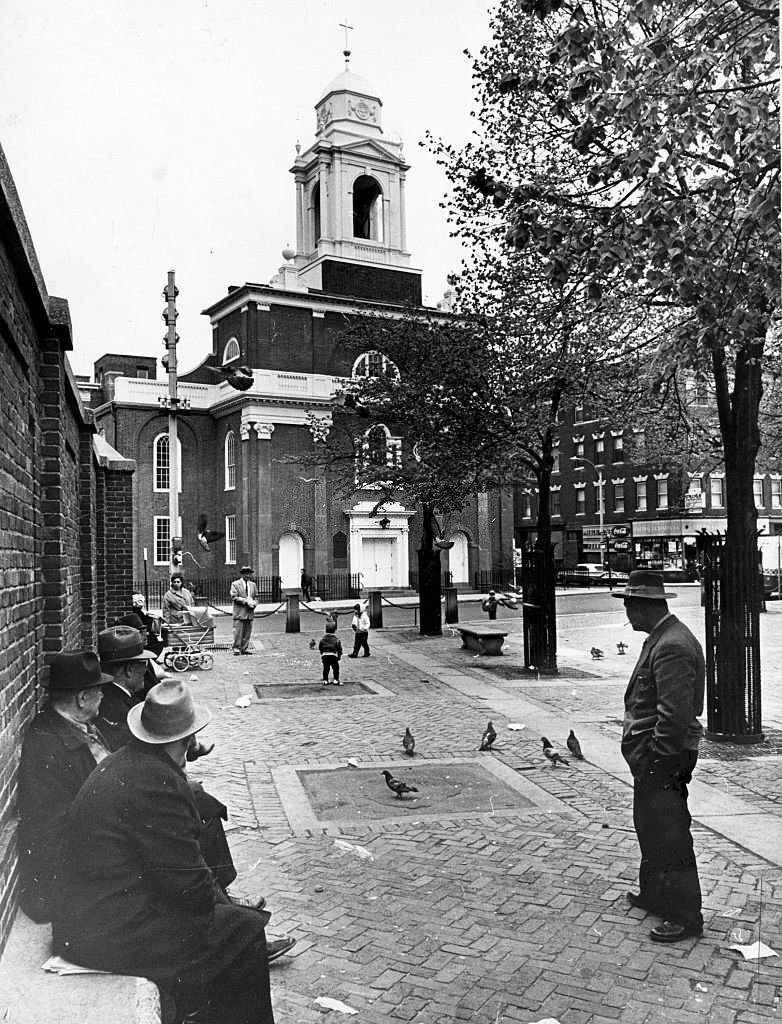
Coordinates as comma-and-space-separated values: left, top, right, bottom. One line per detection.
222, 337, 240, 364
312, 183, 321, 247
352, 176, 383, 241
333, 531, 348, 567
352, 351, 398, 379
224, 431, 236, 491
153, 433, 182, 492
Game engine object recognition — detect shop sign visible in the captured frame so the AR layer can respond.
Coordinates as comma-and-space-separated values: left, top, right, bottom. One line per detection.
611, 525, 631, 538
613, 540, 632, 553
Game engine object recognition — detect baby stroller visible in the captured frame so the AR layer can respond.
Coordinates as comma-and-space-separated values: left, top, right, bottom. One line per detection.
162, 607, 215, 672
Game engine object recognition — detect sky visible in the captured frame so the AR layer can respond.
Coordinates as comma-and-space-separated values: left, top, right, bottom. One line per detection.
1, 0, 494, 378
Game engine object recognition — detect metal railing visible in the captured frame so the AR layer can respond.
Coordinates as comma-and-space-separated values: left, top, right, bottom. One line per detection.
473, 569, 515, 592
312, 573, 363, 601
135, 574, 282, 608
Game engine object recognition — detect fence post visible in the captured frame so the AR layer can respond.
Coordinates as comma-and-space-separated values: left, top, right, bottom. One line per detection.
285, 594, 300, 633
444, 586, 459, 624
368, 591, 383, 629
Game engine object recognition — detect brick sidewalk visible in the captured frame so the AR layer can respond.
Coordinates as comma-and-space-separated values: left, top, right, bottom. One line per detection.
185, 610, 782, 1024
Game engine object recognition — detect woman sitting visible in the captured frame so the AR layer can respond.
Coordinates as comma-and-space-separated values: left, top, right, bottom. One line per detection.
162, 573, 195, 625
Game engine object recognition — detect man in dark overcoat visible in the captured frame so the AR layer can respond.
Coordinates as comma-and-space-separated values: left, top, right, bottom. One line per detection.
52, 679, 281, 1023
614, 570, 705, 943
16, 651, 113, 922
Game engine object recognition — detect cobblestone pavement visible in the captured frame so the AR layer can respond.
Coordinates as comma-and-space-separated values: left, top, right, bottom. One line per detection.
185, 602, 782, 1024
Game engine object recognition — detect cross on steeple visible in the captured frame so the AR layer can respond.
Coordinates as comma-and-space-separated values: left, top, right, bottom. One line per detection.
339, 17, 354, 70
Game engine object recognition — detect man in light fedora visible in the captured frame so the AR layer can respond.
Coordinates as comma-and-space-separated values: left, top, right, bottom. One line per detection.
230, 565, 258, 655
53, 678, 291, 1023
17, 651, 113, 923
613, 569, 705, 943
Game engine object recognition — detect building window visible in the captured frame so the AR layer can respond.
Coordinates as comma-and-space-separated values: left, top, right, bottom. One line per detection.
224, 431, 236, 490
594, 436, 605, 464
222, 337, 241, 364
225, 515, 236, 564
522, 492, 533, 519
136, 367, 149, 379
551, 489, 561, 517
635, 479, 648, 511
613, 480, 625, 512
552, 441, 560, 474
153, 434, 182, 492
352, 351, 397, 378
312, 182, 321, 245
709, 476, 725, 508
613, 432, 624, 461
575, 483, 586, 515
574, 436, 585, 459
754, 477, 765, 508
693, 378, 709, 405
362, 424, 401, 474
154, 517, 170, 565
574, 403, 584, 422
772, 478, 782, 509
352, 175, 383, 241
333, 531, 348, 568
656, 477, 669, 510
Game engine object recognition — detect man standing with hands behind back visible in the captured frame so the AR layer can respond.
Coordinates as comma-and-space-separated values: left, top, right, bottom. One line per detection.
231, 565, 258, 656
614, 570, 705, 943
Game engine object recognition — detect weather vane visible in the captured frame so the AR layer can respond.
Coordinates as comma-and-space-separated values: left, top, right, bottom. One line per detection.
339, 16, 353, 70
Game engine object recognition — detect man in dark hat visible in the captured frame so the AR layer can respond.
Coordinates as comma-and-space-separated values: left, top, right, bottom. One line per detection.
230, 565, 258, 655
613, 570, 705, 943
16, 651, 113, 922
53, 679, 293, 1024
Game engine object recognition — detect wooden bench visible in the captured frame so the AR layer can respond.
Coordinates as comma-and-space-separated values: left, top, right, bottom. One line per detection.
0, 908, 164, 1024
456, 627, 508, 656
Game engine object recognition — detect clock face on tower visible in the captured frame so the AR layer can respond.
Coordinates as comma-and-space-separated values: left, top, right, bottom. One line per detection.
348, 98, 377, 123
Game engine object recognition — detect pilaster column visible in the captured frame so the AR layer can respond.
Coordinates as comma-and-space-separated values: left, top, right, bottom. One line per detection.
253, 423, 275, 575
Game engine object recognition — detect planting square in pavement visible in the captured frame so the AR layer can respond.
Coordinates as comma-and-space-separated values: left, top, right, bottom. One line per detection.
272, 757, 573, 833
252, 679, 394, 699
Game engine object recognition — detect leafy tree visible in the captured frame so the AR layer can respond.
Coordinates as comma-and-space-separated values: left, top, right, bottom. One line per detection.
449, 0, 778, 733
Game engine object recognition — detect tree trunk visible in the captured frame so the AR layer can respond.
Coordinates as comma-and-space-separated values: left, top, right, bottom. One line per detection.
710, 341, 764, 739
418, 501, 443, 636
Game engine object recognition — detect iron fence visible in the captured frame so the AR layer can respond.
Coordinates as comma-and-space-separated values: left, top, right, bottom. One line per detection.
473, 569, 515, 592
135, 574, 282, 608
312, 573, 363, 601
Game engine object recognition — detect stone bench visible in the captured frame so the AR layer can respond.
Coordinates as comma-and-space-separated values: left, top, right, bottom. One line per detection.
0, 908, 163, 1024
456, 627, 508, 656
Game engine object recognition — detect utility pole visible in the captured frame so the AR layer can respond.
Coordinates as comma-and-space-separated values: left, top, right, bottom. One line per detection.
159, 271, 189, 573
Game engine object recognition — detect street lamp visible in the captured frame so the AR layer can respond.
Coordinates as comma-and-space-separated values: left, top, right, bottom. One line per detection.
569, 455, 612, 583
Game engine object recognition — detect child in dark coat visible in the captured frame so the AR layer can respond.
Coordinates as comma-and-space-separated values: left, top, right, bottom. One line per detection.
318, 622, 343, 685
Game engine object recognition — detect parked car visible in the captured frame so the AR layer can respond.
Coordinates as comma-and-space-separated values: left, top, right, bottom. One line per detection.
558, 564, 607, 587
598, 569, 629, 587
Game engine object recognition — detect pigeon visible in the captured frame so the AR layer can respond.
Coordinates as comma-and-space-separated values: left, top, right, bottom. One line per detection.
590, 646, 604, 660
479, 721, 497, 751
617, 642, 628, 655
309, 638, 317, 649
197, 514, 226, 551
207, 363, 255, 392
566, 730, 584, 760
541, 736, 569, 767
403, 727, 415, 756
381, 770, 418, 799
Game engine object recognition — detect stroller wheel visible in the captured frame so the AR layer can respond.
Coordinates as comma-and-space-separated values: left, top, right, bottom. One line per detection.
199, 653, 214, 671
172, 653, 190, 672
163, 652, 174, 669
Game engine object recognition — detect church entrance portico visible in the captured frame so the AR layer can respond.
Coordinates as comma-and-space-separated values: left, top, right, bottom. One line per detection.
346, 501, 415, 590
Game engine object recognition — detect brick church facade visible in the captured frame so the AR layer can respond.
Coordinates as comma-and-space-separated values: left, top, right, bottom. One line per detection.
85, 65, 512, 595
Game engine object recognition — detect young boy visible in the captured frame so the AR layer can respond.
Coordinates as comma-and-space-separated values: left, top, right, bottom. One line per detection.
318, 621, 343, 685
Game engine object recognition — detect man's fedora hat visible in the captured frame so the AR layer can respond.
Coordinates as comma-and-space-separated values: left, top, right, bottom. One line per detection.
127, 679, 211, 744
240, 565, 253, 574
46, 651, 113, 690
98, 625, 156, 663
612, 570, 677, 600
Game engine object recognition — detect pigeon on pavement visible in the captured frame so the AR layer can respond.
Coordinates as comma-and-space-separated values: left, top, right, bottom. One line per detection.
566, 730, 584, 760
590, 646, 604, 660
479, 721, 497, 751
382, 770, 419, 799
541, 736, 570, 767
403, 727, 415, 756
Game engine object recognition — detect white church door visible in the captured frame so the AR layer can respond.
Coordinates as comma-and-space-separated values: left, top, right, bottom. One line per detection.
278, 532, 303, 589
448, 531, 469, 583
362, 537, 397, 588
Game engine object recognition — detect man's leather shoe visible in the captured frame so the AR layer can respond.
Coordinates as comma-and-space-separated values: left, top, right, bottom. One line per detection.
649, 920, 703, 943
267, 936, 297, 963
228, 893, 267, 912
348, 653, 358, 658
626, 891, 652, 911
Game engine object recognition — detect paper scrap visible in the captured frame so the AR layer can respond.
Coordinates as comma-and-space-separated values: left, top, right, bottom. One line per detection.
526, 1018, 562, 1024
346, 758, 360, 768
189, 675, 199, 681
507, 723, 526, 731
235, 695, 253, 708
42, 956, 110, 976
730, 941, 779, 960
314, 996, 358, 1014
333, 838, 374, 861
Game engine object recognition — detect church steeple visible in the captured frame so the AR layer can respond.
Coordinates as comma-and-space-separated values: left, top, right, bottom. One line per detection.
289, 56, 421, 304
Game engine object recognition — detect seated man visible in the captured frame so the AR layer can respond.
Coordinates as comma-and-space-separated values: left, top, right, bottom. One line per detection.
17, 651, 113, 923
53, 679, 287, 1023
97, 625, 235, 894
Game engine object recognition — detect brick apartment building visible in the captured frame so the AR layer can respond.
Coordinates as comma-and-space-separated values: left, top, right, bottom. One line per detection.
0, 145, 136, 948
81, 65, 512, 596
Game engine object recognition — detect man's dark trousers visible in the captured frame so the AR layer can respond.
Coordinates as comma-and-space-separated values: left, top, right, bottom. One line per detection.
633, 749, 702, 931
351, 631, 370, 657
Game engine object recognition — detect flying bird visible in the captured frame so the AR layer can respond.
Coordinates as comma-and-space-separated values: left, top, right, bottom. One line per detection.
403, 727, 415, 756
566, 730, 584, 760
541, 736, 569, 767
197, 514, 225, 551
590, 646, 604, 660
479, 721, 497, 751
206, 363, 255, 391
381, 770, 418, 799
